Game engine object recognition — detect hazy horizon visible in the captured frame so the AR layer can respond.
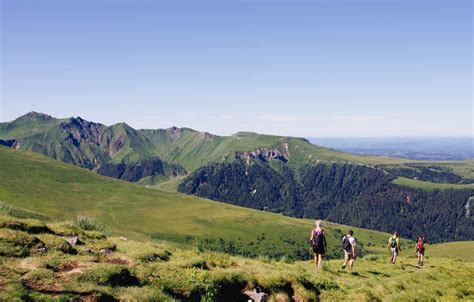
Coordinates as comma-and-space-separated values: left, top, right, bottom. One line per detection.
1, 0, 472, 137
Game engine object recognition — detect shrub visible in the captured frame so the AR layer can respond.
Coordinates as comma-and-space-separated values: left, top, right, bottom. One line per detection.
178, 257, 209, 269
78, 264, 140, 287
0, 217, 51, 234
0, 204, 12, 216
203, 253, 236, 268
119, 286, 174, 302
73, 216, 111, 237
159, 267, 221, 301
136, 250, 171, 263
35, 234, 77, 254
23, 268, 54, 282
0, 229, 44, 257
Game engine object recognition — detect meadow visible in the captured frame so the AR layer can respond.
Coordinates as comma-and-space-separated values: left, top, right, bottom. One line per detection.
1, 214, 473, 301
392, 177, 474, 191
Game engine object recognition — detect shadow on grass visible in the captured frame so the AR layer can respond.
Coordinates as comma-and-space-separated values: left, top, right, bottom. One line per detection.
367, 270, 391, 277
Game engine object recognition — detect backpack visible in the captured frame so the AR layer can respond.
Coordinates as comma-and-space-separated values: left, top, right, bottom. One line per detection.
342, 236, 351, 251
417, 239, 424, 251
312, 230, 323, 248
390, 237, 397, 248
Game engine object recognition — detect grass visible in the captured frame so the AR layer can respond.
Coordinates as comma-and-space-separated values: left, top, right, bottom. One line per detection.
392, 177, 474, 190
0, 146, 402, 260
136, 175, 185, 192
0, 214, 473, 301
428, 241, 474, 262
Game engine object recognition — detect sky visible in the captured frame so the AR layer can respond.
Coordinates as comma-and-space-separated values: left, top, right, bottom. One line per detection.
0, 0, 472, 137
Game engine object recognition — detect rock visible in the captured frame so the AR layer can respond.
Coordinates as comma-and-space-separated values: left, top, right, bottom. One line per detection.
119, 236, 128, 241
82, 247, 94, 253
243, 288, 268, 302
100, 248, 113, 254
66, 236, 79, 246
37, 247, 47, 253
235, 147, 288, 162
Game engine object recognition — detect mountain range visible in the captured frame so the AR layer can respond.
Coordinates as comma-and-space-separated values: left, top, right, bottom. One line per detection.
1, 112, 473, 243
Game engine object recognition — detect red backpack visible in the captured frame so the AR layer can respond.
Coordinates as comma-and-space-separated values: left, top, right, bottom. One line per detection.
417, 238, 424, 251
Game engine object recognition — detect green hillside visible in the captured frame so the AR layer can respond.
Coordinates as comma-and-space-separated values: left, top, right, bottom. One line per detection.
1, 214, 473, 301
0, 147, 399, 260
392, 177, 474, 190
1, 140, 473, 301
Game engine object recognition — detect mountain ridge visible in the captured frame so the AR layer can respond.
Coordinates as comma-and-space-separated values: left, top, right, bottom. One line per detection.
1, 112, 473, 244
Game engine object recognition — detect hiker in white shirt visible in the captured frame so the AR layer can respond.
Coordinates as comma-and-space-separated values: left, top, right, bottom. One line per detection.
341, 230, 356, 270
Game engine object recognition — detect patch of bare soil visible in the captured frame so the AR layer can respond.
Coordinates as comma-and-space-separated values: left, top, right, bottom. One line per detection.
102, 257, 130, 266
18, 258, 40, 270
56, 261, 90, 277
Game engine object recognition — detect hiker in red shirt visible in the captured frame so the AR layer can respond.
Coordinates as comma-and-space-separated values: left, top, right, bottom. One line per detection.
415, 234, 426, 266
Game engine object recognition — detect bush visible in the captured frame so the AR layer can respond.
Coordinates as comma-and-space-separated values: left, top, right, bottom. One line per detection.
0, 229, 44, 257
159, 267, 221, 301
0, 217, 51, 234
78, 264, 140, 287
35, 234, 77, 254
136, 250, 171, 263
73, 216, 111, 237
203, 253, 236, 268
119, 286, 174, 302
0, 204, 12, 216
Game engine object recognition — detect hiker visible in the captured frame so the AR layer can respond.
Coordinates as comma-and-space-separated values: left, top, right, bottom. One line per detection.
415, 234, 425, 266
341, 230, 356, 270
310, 219, 327, 269
388, 232, 401, 264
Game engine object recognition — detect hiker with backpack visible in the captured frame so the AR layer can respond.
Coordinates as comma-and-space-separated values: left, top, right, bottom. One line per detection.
415, 234, 425, 266
341, 230, 356, 270
388, 232, 401, 264
309, 219, 327, 270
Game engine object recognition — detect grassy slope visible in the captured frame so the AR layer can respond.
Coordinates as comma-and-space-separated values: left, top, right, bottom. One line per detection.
392, 177, 474, 190
0, 147, 399, 259
145, 131, 415, 172
1, 215, 473, 301
428, 241, 474, 262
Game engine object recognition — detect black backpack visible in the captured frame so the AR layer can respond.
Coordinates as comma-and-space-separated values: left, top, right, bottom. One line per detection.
342, 236, 351, 251
312, 231, 323, 248
390, 238, 397, 248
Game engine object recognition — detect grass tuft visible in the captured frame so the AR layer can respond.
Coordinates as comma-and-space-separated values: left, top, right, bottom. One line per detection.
72, 216, 111, 237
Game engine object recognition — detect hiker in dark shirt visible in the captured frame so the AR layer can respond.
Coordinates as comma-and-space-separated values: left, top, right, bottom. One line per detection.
310, 219, 327, 270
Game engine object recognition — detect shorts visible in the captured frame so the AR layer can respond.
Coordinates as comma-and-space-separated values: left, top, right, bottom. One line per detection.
390, 247, 398, 256
417, 249, 424, 256
313, 245, 325, 255
344, 250, 355, 260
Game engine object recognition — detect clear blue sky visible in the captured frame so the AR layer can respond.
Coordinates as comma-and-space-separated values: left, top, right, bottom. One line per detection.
1, 0, 472, 137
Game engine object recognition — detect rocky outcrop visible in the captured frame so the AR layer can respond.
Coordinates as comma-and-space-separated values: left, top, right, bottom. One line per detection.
166, 126, 183, 141
235, 147, 288, 162
18, 111, 53, 122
